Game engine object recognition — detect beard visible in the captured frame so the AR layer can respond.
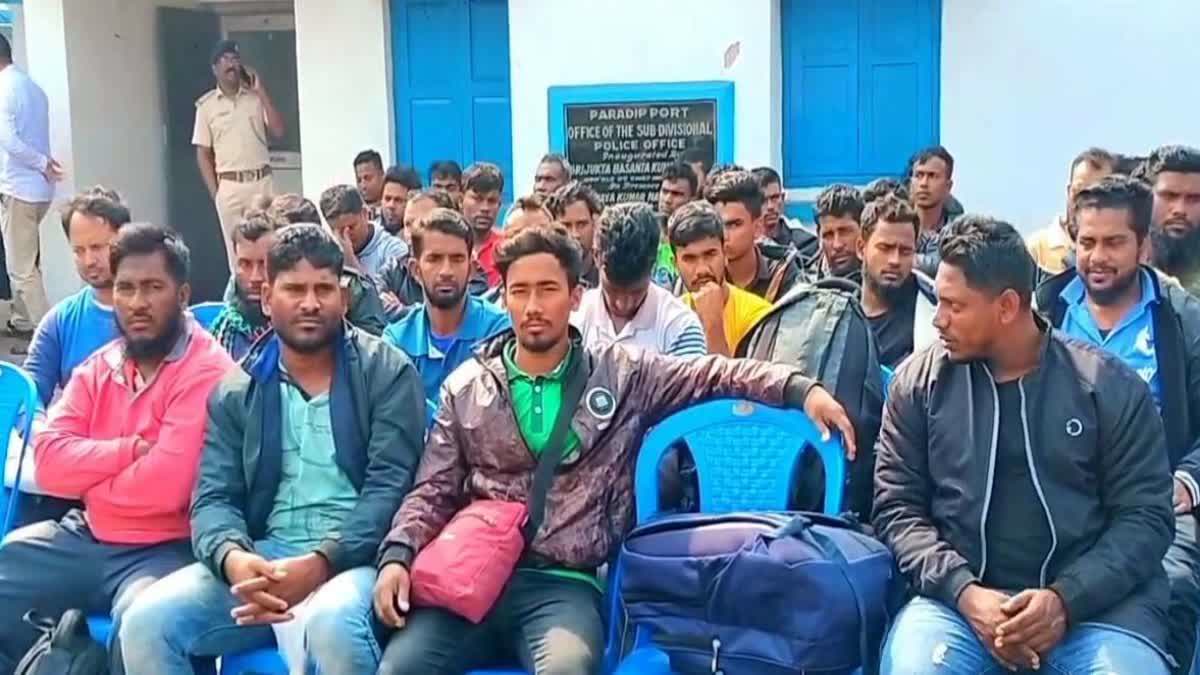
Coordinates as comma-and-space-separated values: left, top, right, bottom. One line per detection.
517, 326, 563, 354
120, 309, 185, 361
275, 315, 341, 354
233, 281, 267, 324
865, 269, 913, 307
423, 278, 469, 310
1151, 223, 1200, 274
1081, 266, 1140, 306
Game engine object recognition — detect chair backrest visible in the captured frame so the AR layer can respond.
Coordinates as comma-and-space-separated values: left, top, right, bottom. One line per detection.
633, 399, 846, 524
881, 365, 895, 401
0, 363, 40, 537
190, 301, 225, 331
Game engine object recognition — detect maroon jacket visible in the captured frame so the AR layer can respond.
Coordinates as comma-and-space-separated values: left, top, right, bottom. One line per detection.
379, 331, 814, 570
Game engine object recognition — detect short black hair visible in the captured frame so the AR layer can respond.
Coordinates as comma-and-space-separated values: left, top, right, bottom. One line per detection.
0, 35, 12, 62
861, 194, 920, 241
410, 207, 474, 257
815, 184, 864, 228
704, 163, 747, 191
61, 186, 131, 237
1115, 154, 1146, 177
1072, 175, 1153, 243
110, 223, 190, 285
862, 177, 909, 204
268, 194, 321, 224
318, 185, 365, 223
233, 209, 284, 248
659, 162, 698, 197
538, 153, 573, 180
384, 164, 422, 191
1070, 147, 1118, 175
462, 162, 505, 195
939, 214, 1035, 306
908, 145, 955, 178
668, 200, 725, 248
407, 189, 459, 211
546, 181, 602, 219
751, 166, 782, 189
1135, 145, 1200, 184
705, 170, 764, 219
267, 223, 345, 281
596, 202, 660, 285
353, 149, 383, 172
429, 160, 463, 183
496, 223, 583, 288
678, 148, 712, 174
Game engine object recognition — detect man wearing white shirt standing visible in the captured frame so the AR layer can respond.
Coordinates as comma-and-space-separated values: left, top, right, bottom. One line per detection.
0, 34, 60, 345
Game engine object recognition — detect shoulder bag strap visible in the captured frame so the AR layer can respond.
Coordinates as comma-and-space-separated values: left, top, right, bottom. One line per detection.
522, 351, 590, 543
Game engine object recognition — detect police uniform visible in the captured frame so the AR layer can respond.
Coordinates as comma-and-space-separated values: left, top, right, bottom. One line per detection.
192, 85, 274, 266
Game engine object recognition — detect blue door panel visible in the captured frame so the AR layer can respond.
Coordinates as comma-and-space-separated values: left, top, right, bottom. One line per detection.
392, 0, 513, 198
783, 0, 940, 187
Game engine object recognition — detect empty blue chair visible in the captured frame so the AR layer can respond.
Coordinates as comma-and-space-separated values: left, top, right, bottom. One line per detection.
617, 398, 849, 674
190, 301, 225, 331
0, 362, 41, 539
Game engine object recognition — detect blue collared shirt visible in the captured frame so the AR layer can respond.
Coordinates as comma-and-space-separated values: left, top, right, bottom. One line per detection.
1060, 269, 1162, 410
383, 296, 511, 424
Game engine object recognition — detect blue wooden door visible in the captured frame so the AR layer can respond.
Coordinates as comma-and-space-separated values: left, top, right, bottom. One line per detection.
391, 0, 513, 198
782, 0, 940, 187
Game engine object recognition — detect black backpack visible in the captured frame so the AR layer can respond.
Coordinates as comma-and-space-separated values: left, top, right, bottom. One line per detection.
15, 610, 109, 675
737, 278, 885, 519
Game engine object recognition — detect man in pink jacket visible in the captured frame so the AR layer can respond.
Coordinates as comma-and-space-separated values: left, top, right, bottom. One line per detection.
0, 223, 234, 674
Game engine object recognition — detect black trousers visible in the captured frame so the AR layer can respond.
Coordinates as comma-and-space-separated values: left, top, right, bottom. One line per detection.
378, 569, 605, 675
0, 510, 193, 675
1165, 513, 1200, 674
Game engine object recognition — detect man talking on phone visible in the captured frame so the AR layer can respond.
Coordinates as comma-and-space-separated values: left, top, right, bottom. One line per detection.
193, 39, 285, 269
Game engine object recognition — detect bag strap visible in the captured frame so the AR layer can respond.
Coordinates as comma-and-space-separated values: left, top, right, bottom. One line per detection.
522, 349, 590, 543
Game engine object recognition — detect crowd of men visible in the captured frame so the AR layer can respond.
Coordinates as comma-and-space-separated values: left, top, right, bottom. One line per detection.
2, 34, 1200, 675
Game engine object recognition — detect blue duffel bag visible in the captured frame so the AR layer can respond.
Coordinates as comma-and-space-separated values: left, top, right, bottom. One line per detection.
620, 511, 900, 674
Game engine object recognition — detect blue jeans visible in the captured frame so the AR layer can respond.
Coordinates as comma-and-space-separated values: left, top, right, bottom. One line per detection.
881, 596, 1169, 675
118, 539, 381, 675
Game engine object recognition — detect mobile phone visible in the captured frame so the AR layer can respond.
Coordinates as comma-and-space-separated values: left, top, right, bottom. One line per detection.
239, 65, 254, 87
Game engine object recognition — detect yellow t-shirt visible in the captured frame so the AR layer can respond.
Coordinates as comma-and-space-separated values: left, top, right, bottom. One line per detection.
684, 284, 775, 353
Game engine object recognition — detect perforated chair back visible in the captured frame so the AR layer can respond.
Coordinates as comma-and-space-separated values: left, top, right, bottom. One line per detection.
190, 301, 225, 331
0, 362, 40, 538
634, 398, 847, 524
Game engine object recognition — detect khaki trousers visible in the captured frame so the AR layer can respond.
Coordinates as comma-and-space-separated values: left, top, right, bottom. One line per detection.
0, 194, 50, 332
214, 175, 273, 268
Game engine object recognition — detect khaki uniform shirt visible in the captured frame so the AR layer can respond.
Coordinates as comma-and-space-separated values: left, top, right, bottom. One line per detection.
192, 86, 270, 172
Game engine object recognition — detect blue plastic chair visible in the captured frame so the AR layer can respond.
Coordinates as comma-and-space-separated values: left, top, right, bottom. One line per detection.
0, 362, 41, 539
617, 398, 849, 674
190, 301, 225, 331
881, 365, 895, 402
219, 643, 288, 674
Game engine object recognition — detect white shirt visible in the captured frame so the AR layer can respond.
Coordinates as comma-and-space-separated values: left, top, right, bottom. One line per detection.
0, 65, 52, 203
572, 283, 708, 358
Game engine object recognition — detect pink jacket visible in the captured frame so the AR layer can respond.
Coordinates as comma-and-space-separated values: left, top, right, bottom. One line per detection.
35, 322, 234, 545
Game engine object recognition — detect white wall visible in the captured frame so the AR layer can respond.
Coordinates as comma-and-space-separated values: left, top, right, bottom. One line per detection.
941, 0, 1200, 232
293, 0, 393, 199
508, 0, 779, 197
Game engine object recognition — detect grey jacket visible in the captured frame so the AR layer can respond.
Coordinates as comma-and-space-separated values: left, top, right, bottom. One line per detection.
874, 326, 1174, 650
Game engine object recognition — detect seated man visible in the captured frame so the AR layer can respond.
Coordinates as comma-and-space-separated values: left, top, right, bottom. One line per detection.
319, 183, 408, 283
1035, 176, 1200, 671
706, 170, 805, 302
668, 201, 773, 357
379, 164, 423, 237
25, 186, 129, 406
209, 209, 284, 360
858, 195, 937, 368
752, 166, 818, 258
808, 184, 864, 285
383, 209, 510, 423
1027, 148, 1116, 276
260, 193, 388, 336
461, 163, 506, 287
547, 181, 602, 288
574, 203, 707, 358
504, 194, 553, 231
119, 224, 426, 674
876, 216, 1173, 674
0, 224, 234, 672
372, 224, 856, 674
654, 161, 700, 289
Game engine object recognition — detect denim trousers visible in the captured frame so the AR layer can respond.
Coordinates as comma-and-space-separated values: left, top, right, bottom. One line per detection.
880, 596, 1170, 675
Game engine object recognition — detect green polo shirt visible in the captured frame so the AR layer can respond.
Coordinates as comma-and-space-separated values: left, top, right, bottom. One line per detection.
502, 340, 598, 590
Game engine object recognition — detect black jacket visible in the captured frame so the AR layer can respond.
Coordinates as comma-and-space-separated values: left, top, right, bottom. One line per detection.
191, 326, 426, 579
873, 326, 1174, 650
1036, 266, 1200, 494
